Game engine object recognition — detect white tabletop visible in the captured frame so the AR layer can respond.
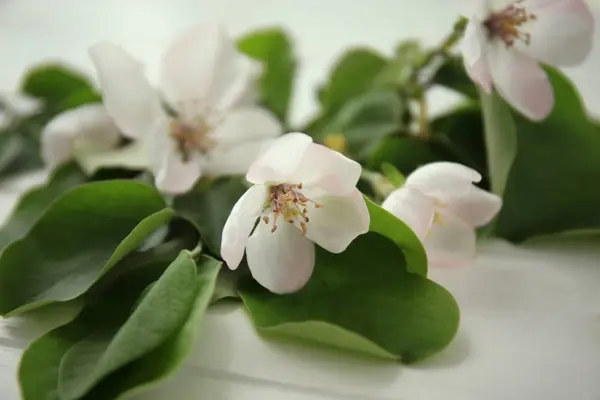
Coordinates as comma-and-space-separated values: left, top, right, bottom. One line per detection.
1, 1, 600, 399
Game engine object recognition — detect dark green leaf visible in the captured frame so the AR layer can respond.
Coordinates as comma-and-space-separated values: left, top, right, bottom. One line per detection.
0, 132, 25, 175
320, 91, 403, 160
20, 64, 96, 112
319, 48, 387, 112
238, 28, 296, 124
0, 162, 87, 249
240, 228, 458, 363
57, 251, 199, 400
431, 56, 478, 99
484, 68, 600, 241
56, 89, 102, 112
0, 181, 172, 316
174, 177, 247, 256
82, 255, 221, 400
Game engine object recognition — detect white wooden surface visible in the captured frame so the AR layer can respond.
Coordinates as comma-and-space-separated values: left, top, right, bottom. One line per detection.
1, 1, 600, 399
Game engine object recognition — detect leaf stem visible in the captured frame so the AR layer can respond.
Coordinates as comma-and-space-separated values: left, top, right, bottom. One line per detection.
189, 245, 203, 259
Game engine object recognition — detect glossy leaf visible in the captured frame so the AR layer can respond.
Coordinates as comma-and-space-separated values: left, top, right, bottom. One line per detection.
240, 229, 458, 363
483, 68, 600, 241
82, 256, 221, 400
238, 28, 296, 124
319, 48, 387, 113
57, 251, 199, 400
320, 91, 402, 160
0, 181, 172, 316
174, 178, 247, 256
0, 162, 87, 249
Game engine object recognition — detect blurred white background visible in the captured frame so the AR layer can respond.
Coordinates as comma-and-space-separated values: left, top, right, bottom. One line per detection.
1, 1, 600, 400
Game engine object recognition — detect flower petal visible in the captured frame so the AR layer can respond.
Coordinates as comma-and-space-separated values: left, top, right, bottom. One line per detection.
488, 42, 554, 121
211, 107, 282, 146
41, 104, 120, 168
461, 19, 493, 93
246, 221, 315, 294
304, 189, 370, 254
444, 185, 503, 227
89, 42, 165, 139
516, 0, 595, 66
205, 140, 274, 177
221, 184, 267, 270
246, 132, 313, 185
291, 142, 363, 195
160, 23, 259, 111
149, 121, 202, 194
406, 162, 482, 198
382, 187, 436, 240
424, 211, 477, 268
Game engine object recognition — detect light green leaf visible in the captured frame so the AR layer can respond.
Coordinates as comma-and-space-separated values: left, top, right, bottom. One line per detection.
77, 141, 149, 176
0, 162, 87, 249
380, 162, 405, 188
374, 40, 424, 90
320, 91, 403, 160
238, 28, 296, 124
485, 68, 600, 241
57, 251, 199, 400
0, 181, 172, 316
240, 229, 458, 363
174, 178, 247, 256
319, 48, 387, 112
82, 255, 221, 400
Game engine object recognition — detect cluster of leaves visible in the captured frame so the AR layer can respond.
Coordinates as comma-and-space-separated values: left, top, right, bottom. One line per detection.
0, 28, 465, 400
0, 66, 102, 180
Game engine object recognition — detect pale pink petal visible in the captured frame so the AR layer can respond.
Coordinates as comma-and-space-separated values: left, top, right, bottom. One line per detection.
246, 132, 313, 185
406, 162, 482, 198
41, 104, 120, 168
246, 221, 315, 294
382, 187, 436, 240
89, 42, 164, 139
205, 140, 274, 177
424, 211, 477, 268
292, 142, 363, 195
303, 189, 370, 254
149, 121, 203, 194
221, 184, 267, 270
488, 42, 554, 121
460, 0, 494, 19
462, 19, 493, 93
211, 107, 281, 146
516, 0, 595, 66
160, 23, 258, 111
444, 185, 503, 227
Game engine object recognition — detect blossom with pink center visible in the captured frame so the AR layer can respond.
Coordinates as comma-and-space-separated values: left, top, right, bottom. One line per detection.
88, 23, 282, 194
221, 133, 370, 294
382, 162, 502, 268
461, 0, 595, 120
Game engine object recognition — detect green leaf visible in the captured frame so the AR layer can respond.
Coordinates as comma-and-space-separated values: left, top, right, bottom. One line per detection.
431, 56, 478, 99
374, 40, 425, 90
20, 64, 97, 111
174, 177, 247, 256
0, 181, 172, 316
320, 91, 403, 160
56, 89, 102, 112
238, 28, 296, 124
82, 255, 221, 400
483, 68, 600, 241
240, 230, 458, 363
0, 132, 25, 175
18, 250, 216, 400
380, 163, 405, 188
319, 48, 387, 112
57, 251, 199, 400
0, 163, 87, 249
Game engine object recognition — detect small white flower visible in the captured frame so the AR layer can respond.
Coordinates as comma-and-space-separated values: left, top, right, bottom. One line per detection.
221, 133, 370, 294
382, 162, 502, 268
461, 0, 595, 120
88, 23, 282, 194
41, 103, 121, 168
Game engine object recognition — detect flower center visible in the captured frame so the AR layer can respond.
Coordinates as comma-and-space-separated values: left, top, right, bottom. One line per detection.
262, 183, 322, 235
484, 1, 536, 47
169, 116, 217, 161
